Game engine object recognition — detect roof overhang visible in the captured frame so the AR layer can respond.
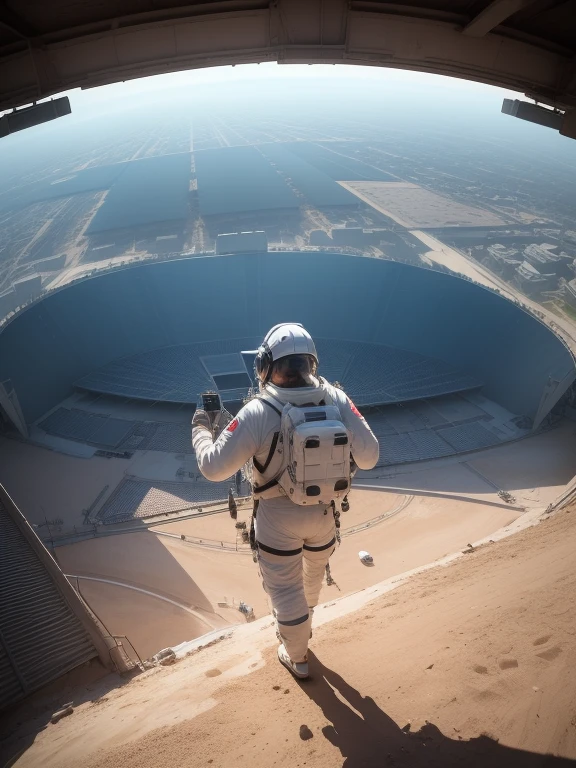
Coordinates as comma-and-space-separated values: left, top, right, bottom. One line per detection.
0, 0, 574, 118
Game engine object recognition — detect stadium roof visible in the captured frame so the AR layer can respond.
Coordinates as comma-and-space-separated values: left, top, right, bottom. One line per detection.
0, 0, 575, 120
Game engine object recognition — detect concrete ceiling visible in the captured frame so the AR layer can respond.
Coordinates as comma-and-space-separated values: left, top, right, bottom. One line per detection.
1, 0, 575, 118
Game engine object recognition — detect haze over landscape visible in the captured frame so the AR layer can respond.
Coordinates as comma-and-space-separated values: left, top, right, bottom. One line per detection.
2, 65, 576, 312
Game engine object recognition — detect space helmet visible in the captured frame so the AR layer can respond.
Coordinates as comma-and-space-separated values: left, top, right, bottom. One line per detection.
254, 323, 318, 387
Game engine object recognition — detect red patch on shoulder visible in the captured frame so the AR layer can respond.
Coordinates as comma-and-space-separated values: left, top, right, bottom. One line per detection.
348, 399, 364, 419
226, 418, 239, 433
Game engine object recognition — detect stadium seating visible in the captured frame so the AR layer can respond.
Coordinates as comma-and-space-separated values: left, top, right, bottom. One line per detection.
76, 338, 261, 403
133, 422, 193, 454
39, 408, 135, 448
3, 255, 573, 426
363, 395, 514, 466
38, 409, 194, 454
98, 476, 232, 523
75, 337, 482, 407
435, 422, 501, 453
38, 391, 518, 469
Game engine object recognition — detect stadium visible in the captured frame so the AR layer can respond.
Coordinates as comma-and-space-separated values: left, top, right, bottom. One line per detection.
2, 0, 576, 764
2, 249, 576, 678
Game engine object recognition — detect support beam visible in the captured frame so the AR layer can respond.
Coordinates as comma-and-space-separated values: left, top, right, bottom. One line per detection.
0, 2, 36, 39
0, 1, 575, 116
462, 0, 538, 37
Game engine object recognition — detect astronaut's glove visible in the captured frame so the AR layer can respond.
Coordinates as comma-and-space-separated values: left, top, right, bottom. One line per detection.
192, 408, 213, 434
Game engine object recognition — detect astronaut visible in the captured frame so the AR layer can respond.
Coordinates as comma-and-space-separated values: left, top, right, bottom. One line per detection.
192, 324, 379, 679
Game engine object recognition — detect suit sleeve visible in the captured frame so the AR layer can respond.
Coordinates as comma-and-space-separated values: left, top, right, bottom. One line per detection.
192, 403, 261, 482
338, 392, 380, 470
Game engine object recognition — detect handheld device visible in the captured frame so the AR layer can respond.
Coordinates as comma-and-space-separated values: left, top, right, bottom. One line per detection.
199, 391, 222, 435
198, 391, 232, 438
202, 392, 222, 414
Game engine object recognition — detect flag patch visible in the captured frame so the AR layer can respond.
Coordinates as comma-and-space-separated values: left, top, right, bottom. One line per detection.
227, 418, 239, 433
349, 399, 363, 418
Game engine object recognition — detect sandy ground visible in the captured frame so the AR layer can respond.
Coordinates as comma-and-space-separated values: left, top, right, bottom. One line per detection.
55, 490, 521, 659
326, 493, 519, 596
5, 498, 576, 768
0, 437, 198, 533
336, 182, 505, 228
71, 579, 217, 660
0, 437, 129, 531
57, 530, 264, 617
362, 420, 576, 507
151, 490, 405, 540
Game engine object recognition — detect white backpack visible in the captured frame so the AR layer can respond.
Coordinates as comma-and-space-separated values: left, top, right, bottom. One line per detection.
254, 396, 351, 506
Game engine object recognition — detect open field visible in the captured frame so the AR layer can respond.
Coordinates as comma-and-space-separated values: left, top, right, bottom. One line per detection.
339, 181, 507, 228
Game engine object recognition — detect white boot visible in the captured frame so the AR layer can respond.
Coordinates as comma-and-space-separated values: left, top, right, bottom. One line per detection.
277, 644, 309, 680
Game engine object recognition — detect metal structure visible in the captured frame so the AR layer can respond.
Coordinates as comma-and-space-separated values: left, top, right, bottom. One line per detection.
0, 484, 127, 709
0, 0, 575, 132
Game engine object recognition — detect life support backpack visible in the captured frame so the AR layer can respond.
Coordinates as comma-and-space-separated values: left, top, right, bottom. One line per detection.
252, 395, 351, 506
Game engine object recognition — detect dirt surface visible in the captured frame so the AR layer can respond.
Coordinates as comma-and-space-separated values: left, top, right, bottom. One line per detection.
0, 437, 129, 531
55, 490, 520, 657
7, 501, 576, 768
72, 579, 215, 660
362, 420, 576, 508
338, 182, 505, 228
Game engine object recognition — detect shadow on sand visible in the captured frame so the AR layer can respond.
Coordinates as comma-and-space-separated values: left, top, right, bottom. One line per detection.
298, 652, 575, 768
0, 661, 136, 768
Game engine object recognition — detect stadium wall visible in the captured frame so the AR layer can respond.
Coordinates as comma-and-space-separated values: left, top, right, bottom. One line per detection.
0, 253, 572, 424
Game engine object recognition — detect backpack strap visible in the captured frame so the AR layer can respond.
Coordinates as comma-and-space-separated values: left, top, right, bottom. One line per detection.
253, 430, 279, 474
253, 477, 279, 495
252, 394, 283, 485
258, 395, 282, 416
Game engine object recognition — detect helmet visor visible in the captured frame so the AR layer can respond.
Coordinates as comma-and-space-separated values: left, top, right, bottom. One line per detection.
270, 354, 318, 388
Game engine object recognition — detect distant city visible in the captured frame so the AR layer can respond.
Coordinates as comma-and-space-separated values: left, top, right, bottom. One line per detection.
1, 83, 576, 323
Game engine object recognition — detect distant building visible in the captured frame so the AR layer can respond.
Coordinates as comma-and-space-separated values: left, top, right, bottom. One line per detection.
485, 244, 521, 279
215, 231, 268, 255
488, 244, 519, 259
523, 243, 574, 279
514, 260, 556, 297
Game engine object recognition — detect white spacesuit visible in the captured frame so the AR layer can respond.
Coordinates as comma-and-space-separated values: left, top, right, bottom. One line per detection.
192, 324, 379, 679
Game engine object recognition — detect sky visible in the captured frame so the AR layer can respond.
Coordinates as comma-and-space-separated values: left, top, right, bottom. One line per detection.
2, 61, 576, 164
62, 62, 521, 120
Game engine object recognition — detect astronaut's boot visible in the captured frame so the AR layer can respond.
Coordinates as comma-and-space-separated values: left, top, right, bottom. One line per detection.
277, 644, 309, 680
